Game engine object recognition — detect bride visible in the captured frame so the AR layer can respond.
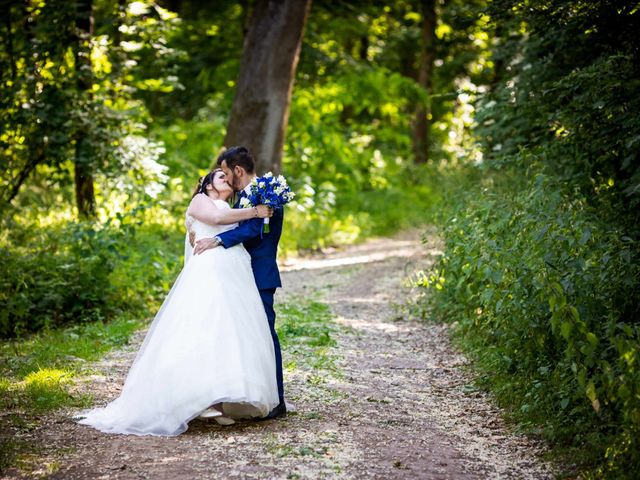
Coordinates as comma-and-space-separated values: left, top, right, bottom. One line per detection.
75, 168, 280, 436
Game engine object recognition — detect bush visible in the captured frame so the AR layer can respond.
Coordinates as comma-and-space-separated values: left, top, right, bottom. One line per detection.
0, 215, 183, 339
0, 222, 121, 337
419, 170, 640, 476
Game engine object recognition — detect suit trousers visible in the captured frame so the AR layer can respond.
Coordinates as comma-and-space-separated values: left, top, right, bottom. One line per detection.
259, 288, 284, 404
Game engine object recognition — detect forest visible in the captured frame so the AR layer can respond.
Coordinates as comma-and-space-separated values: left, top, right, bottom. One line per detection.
1, 0, 639, 477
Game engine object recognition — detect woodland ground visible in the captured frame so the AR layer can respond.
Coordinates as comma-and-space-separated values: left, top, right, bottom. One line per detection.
1, 229, 555, 479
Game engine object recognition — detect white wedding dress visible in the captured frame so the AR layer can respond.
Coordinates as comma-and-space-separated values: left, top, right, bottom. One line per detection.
75, 198, 279, 436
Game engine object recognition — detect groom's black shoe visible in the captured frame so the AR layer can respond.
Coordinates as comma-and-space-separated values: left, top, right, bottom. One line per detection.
263, 401, 287, 420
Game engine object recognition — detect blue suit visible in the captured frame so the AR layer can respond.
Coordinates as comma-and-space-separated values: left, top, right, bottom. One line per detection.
217, 202, 284, 404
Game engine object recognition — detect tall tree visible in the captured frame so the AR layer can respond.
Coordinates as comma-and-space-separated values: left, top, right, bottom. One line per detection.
223, 0, 312, 173
412, 0, 436, 164
0, 1, 74, 212
74, 0, 96, 218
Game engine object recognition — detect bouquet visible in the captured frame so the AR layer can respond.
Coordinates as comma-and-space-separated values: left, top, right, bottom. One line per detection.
239, 172, 295, 234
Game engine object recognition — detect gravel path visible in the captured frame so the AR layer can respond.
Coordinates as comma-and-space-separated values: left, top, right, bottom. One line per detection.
3, 229, 554, 479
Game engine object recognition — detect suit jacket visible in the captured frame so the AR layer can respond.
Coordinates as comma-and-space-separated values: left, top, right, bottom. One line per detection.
216, 204, 283, 290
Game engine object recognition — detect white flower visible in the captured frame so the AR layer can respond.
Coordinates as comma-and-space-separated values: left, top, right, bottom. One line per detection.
264, 172, 273, 178
120, 41, 143, 52
239, 197, 252, 208
258, 181, 265, 188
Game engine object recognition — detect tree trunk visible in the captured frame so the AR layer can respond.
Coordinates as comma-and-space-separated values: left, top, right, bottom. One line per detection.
359, 34, 369, 61
223, 0, 311, 174
74, 0, 96, 218
412, 0, 436, 164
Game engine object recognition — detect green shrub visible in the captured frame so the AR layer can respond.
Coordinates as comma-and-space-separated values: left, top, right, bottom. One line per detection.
419, 171, 640, 476
0, 215, 183, 339
0, 222, 121, 337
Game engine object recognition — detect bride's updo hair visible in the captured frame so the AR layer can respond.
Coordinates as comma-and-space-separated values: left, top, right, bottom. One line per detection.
192, 168, 223, 198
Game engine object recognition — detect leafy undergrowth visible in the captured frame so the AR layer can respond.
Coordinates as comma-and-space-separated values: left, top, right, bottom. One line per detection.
415, 170, 640, 478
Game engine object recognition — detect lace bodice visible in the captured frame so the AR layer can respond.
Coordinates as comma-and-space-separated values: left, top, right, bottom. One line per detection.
185, 198, 237, 240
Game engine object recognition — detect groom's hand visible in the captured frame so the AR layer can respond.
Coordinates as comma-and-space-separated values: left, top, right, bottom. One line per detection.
256, 205, 274, 218
194, 237, 219, 255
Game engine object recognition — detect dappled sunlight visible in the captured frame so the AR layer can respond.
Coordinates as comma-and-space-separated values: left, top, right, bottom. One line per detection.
281, 246, 421, 271
326, 297, 388, 305
23, 368, 72, 387
281, 233, 435, 273
334, 315, 413, 335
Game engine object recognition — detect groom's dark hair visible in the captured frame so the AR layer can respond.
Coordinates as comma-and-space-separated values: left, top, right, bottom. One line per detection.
216, 146, 255, 174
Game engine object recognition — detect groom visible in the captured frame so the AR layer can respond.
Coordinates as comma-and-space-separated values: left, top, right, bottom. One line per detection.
193, 146, 286, 419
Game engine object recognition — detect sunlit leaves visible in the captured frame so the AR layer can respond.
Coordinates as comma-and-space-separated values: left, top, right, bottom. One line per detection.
435, 22, 452, 39
427, 37, 640, 468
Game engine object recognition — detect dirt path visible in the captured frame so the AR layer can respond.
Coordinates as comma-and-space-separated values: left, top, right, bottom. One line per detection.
4, 229, 554, 479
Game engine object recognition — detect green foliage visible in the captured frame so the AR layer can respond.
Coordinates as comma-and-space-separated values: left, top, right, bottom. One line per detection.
0, 0, 181, 213
150, 100, 227, 185
419, 1, 640, 476
0, 304, 147, 474
277, 300, 336, 348
420, 172, 639, 471
476, 1, 640, 220
278, 66, 444, 251
22, 368, 83, 411
0, 222, 121, 337
143, 0, 242, 119
0, 211, 183, 339
0, 308, 149, 426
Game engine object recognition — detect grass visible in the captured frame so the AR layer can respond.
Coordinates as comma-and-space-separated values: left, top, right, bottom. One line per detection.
276, 298, 340, 383
1, 315, 146, 416
0, 315, 146, 476
1, 316, 144, 379
0, 315, 144, 414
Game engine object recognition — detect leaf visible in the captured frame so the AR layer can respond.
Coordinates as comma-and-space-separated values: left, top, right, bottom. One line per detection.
535, 224, 550, 241
578, 229, 591, 245
550, 282, 564, 296
560, 321, 573, 339
569, 306, 580, 322
585, 381, 600, 412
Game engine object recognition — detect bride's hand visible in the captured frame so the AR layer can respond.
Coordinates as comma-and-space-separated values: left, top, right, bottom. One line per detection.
256, 205, 273, 218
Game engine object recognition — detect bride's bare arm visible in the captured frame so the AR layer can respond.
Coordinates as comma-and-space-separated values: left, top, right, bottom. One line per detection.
186, 194, 271, 226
